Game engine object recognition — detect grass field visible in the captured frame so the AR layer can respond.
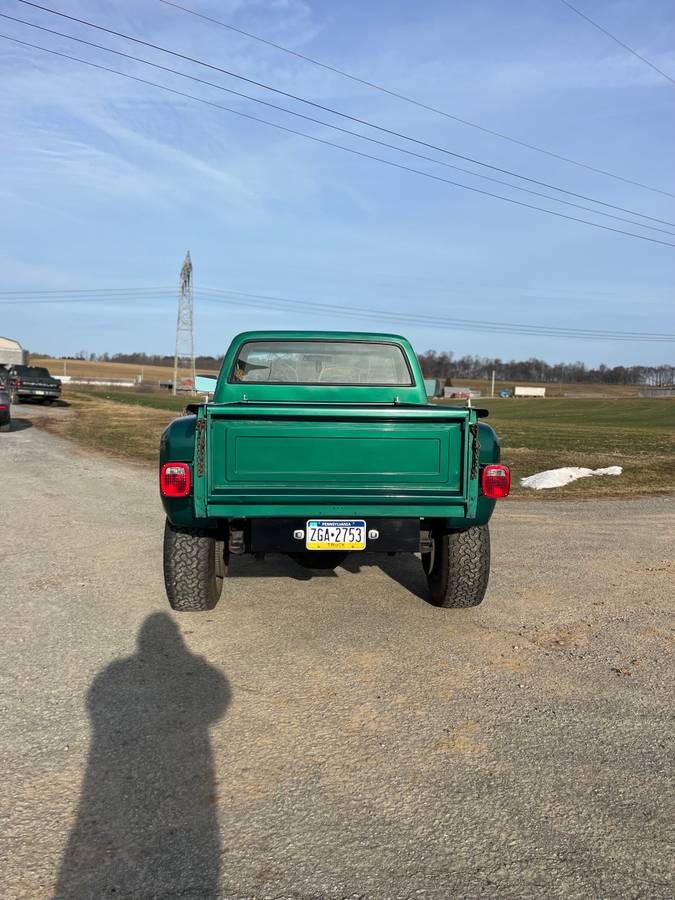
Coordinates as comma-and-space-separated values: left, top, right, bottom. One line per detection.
34, 389, 675, 500
37, 392, 177, 464
460, 398, 675, 499
86, 389, 191, 411
448, 378, 643, 398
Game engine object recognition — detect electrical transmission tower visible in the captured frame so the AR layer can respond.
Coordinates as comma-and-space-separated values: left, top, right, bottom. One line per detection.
173, 250, 196, 395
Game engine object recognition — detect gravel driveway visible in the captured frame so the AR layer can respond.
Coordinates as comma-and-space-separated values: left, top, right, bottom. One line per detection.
1, 408, 673, 899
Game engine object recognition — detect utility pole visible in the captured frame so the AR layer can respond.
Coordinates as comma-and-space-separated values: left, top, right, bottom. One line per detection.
173, 250, 196, 396
491, 369, 495, 398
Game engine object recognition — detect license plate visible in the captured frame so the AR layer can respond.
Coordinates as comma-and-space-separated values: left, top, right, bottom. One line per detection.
35, 390, 46, 395
306, 519, 366, 551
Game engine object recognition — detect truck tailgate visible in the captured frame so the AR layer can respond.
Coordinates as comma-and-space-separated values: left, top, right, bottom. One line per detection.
195, 404, 479, 518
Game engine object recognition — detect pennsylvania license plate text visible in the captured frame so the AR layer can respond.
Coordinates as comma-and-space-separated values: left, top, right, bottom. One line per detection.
306, 519, 366, 550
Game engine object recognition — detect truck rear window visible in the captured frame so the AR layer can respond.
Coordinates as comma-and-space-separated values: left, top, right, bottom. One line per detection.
13, 366, 51, 378
231, 340, 413, 386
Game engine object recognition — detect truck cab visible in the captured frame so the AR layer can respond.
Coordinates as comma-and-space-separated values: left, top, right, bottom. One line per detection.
160, 331, 509, 611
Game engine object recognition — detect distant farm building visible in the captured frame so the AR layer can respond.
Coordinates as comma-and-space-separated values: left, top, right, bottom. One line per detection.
514, 386, 546, 398
0, 336, 27, 367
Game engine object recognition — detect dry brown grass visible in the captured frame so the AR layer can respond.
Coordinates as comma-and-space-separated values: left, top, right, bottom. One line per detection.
504, 445, 675, 499
31, 357, 218, 382
38, 393, 177, 464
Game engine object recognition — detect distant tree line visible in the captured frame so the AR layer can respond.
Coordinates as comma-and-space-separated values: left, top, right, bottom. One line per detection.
417, 351, 674, 387
49, 351, 226, 370
100, 352, 226, 370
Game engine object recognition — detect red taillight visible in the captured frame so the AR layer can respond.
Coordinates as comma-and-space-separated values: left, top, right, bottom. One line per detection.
481, 464, 510, 499
15, 377, 22, 388
0, 405, 6, 411
160, 462, 191, 497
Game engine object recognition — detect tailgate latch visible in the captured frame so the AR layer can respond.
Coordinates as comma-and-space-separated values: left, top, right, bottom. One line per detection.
469, 422, 480, 480
196, 418, 206, 477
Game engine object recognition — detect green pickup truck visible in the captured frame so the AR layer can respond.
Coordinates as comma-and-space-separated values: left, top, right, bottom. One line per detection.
159, 331, 510, 611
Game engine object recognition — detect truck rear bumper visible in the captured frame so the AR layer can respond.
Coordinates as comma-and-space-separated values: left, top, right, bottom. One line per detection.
19, 390, 60, 399
250, 517, 421, 553
161, 498, 495, 531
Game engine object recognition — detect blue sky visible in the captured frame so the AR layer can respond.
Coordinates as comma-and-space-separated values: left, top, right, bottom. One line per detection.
0, 0, 673, 365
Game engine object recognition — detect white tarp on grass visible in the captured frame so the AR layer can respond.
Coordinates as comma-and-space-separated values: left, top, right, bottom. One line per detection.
521, 466, 623, 490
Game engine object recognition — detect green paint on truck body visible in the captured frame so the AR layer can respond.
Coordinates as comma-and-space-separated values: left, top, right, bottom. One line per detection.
160, 331, 501, 530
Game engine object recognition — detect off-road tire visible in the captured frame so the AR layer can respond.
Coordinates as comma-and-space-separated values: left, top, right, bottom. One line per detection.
290, 551, 348, 570
422, 525, 490, 608
163, 520, 226, 611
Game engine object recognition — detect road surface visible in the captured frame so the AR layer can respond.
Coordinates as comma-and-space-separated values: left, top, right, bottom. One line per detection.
1, 407, 673, 899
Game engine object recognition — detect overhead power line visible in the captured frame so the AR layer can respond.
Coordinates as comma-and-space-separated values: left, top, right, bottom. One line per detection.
0, 286, 173, 295
2, 281, 670, 308
3, 281, 673, 341
0, 296, 171, 305
158, 0, 675, 199
558, 0, 675, 87
4, 33, 674, 249
11, 1, 673, 229
0, 286, 175, 305
5, 14, 673, 236
196, 286, 675, 342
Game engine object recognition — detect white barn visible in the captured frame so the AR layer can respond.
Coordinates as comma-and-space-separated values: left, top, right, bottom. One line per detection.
0, 336, 27, 367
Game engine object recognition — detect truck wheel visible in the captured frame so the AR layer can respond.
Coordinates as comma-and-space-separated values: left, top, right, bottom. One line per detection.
163, 520, 226, 611
422, 526, 490, 608
290, 551, 348, 570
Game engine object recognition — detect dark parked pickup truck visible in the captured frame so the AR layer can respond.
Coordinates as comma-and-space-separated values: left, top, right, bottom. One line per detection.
0, 384, 10, 432
159, 331, 510, 611
6, 365, 61, 404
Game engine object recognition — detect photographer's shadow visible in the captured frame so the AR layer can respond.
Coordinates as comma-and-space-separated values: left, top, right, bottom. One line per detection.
54, 613, 230, 899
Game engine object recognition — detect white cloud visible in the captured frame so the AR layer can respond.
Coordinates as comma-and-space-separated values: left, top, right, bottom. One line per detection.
0, 0, 672, 366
